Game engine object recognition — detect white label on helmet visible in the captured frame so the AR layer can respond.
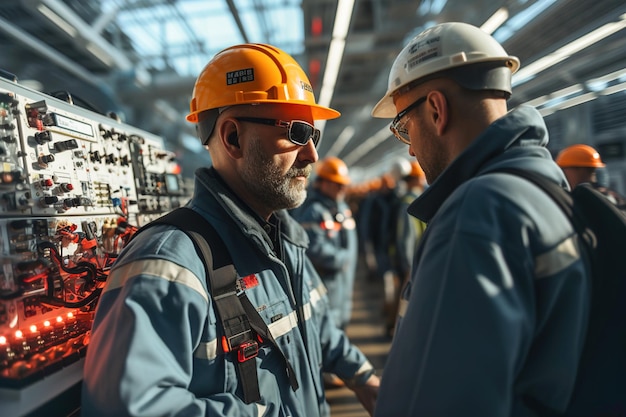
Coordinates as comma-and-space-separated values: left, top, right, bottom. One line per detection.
406, 36, 441, 71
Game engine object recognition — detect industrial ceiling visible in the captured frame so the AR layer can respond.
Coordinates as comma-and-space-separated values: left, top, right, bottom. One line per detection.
1, 0, 625, 182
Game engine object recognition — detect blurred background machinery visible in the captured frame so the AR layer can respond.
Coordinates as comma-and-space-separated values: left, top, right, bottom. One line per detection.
0, 75, 190, 416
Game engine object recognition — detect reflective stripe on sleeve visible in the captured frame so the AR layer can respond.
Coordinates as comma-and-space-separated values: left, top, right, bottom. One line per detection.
534, 235, 581, 279
302, 284, 325, 321
356, 360, 374, 374
104, 259, 208, 302
194, 338, 219, 360
310, 283, 326, 303
393, 237, 581, 320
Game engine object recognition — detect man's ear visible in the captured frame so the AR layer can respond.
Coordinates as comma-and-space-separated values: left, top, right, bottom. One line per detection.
429, 91, 449, 136
227, 132, 240, 148
218, 120, 243, 158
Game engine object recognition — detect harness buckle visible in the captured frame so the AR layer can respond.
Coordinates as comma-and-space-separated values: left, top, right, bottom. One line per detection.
225, 329, 252, 351
237, 340, 259, 362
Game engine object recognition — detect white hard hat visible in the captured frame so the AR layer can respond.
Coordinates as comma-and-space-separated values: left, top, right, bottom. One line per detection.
372, 22, 520, 118
389, 157, 412, 181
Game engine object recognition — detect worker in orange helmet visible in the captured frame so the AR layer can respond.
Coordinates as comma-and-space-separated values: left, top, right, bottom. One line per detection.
291, 157, 357, 330
556, 144, 626, 208
291, 156, 359, 388
555, 144, 606, 188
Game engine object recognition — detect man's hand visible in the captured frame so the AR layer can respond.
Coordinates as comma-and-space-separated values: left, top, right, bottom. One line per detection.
347, 374, 380, 416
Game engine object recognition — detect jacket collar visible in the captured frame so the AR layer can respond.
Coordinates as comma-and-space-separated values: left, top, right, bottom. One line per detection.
408, 105, 548, 222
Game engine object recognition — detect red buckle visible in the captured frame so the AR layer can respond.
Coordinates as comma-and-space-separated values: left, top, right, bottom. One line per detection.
237, 340, 259, 362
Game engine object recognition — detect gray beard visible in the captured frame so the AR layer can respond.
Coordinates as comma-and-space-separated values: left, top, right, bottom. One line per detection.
241, 138, 311, 212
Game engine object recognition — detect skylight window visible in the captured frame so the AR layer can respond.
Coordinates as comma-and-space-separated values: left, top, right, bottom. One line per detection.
100, 0, 304, 76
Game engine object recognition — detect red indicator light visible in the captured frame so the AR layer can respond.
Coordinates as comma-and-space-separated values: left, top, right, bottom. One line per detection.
312, 16, 323, 36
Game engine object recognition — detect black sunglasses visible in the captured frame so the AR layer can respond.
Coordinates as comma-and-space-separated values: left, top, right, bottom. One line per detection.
235, 117, 321, 147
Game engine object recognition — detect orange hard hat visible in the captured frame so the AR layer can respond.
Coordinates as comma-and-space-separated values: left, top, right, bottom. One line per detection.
368, 178, 382, 191
316, 157, 350, 185
408, 160, 425, 178
186, 43, 340, 123
556, 144, 605, 168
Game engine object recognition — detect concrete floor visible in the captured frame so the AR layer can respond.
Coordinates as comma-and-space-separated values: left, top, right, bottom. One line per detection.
327, 263, 392, 417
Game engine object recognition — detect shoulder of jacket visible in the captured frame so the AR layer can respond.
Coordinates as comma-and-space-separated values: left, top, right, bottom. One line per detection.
121, 223, 204, 269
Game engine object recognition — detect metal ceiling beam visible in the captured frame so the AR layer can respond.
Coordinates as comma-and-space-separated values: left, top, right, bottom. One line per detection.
168, 0, 207, 54
225, 0, 250, 43
92, 3, 121, 34
0, 15, 96, 85
24, 0, 133, 71
115, 74, 197, 102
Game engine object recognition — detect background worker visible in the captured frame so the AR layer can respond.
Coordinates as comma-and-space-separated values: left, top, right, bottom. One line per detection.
371, 22, 590, 416
291, 156, 358, 331
376, 159, 412, 274
395, 160, 428, 286
556, 143, 626, 208
556, 143, 605, 188
385, 160, 428, 337
82, 43, 379, 417
357, 173, 394, 280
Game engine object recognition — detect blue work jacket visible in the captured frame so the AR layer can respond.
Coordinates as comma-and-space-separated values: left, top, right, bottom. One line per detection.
291, 188, 358, 328
374, 106, 591, 416
81, 167, 373, 417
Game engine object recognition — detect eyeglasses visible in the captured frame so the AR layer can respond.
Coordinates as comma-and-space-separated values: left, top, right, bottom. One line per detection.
235, 117, 321, 147
390, 95, 427, 144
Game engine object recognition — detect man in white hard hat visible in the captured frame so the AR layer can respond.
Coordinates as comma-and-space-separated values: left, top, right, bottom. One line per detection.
371, 22, 590, 416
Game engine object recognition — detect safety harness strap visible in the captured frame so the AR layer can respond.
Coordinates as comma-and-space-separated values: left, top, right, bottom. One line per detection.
239, 293, 299, 390
188, 229, 261, 404
142, 207, 298, 403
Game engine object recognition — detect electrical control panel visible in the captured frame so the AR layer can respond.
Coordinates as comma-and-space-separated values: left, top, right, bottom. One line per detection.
0, 76, 190, 414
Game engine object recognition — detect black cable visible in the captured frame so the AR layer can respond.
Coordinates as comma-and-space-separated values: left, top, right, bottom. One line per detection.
39, 288, 102, 308
36, 241, 105, 305
47, 90, 102, 114
38, 241, 99, 281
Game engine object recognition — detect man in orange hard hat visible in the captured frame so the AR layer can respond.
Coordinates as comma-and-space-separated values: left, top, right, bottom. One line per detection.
556, 144, 626, 208
555, 144, 606, 188
83, 43, 379, 417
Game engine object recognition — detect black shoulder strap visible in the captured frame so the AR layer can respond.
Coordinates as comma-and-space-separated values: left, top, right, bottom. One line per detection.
487, 168, 573, 213
485, 167, 591, 239
146, 207, 298, 403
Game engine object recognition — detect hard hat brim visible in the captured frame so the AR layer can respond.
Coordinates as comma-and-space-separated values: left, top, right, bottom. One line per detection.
187, 100, 340, 123
310, 103, 341, 120
371, 94, 396, 118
